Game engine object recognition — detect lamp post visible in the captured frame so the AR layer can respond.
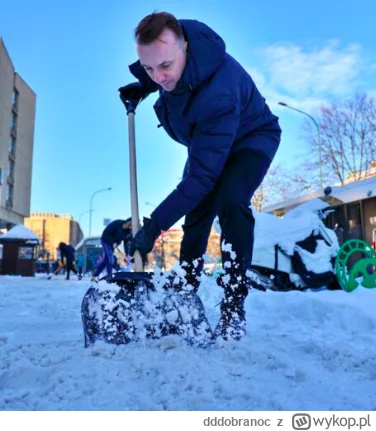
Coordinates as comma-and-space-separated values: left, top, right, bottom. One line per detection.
278, 101, 323, 190
89, 187, 112, 236
79, 209, 94, 238
145, 201, 166, 269
79, 209, 93, 225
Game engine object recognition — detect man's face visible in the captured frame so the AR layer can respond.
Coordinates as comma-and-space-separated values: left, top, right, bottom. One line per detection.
137, 28, 187, 92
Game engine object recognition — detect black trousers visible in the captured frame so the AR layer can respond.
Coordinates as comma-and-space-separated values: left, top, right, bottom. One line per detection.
180, 149, 271, 290
66, 261, 78, 279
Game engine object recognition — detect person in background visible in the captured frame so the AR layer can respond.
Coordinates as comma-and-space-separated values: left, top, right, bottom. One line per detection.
58, 242, 81, 281
76, 252, 86, 278
92, 218, 133, 281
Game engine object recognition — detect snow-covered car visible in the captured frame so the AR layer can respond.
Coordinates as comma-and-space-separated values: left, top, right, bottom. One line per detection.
214, 199, 340, 291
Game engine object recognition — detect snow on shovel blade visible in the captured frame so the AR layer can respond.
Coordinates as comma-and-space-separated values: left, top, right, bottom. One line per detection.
81, 271, 161, 347
161, 289, 214, 348
81, 272, 214, 348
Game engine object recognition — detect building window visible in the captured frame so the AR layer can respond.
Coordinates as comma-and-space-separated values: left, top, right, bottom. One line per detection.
7, 158, 15, 181
8, 135, 16, 156
10, 112, 17, 132
6, 183, 13, 207
12, 89, 19, 110
347, 203, 362, 237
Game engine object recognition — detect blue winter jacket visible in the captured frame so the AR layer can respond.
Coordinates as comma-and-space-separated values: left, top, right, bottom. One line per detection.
101, 218, 132, 248
76, 253, 85, 267
129, 19, 281, 231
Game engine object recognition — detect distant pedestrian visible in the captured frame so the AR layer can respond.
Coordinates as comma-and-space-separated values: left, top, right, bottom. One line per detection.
76, 252, 86, 277
92, 218, 133, 281
55, 242, 81, 280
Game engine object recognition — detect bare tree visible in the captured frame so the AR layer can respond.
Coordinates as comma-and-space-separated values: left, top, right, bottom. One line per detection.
252, 164, 309, 211
303, 93, 376, 185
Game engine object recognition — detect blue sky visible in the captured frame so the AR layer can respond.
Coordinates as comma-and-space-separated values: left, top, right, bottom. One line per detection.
1, 0, 375, 236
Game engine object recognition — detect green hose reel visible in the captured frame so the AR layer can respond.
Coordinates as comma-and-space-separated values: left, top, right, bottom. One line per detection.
335, 239, 376, 292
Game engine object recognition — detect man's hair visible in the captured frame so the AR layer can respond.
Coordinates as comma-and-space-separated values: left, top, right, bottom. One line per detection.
135, 12, 184, 45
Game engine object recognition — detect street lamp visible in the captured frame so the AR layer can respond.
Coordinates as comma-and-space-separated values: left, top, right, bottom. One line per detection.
145, 201, 166, 269
278, 101, 323, 190
79, 209, 93, 225
78, 209, 94, 238
89, 187, 112, 236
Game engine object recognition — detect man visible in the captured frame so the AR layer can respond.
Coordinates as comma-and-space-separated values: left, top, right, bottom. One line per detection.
92, 218, 132, 280
52, 242, 81, 280
119, 12, 281, 340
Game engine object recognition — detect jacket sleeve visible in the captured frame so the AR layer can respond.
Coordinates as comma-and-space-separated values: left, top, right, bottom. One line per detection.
129, 61, 160, 93
122, 229, 132, 242
151, 97, 239, 230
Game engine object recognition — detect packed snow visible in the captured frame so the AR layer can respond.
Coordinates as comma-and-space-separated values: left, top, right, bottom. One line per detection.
1, 271, 376, 411
1, 203, 375, 411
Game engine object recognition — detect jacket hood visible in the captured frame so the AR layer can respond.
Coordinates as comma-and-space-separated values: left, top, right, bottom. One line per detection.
176, 19, 226, 92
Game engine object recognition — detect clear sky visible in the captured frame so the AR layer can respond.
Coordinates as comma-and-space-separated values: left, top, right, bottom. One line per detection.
1, 0, 375, 236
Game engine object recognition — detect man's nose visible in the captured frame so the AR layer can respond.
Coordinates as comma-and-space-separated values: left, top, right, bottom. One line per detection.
153, 70, 164, 83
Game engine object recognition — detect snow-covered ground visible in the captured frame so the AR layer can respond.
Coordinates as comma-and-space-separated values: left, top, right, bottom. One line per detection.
1, 272, 375, 411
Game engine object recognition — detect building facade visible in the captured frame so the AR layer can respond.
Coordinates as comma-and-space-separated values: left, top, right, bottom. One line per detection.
153, 226, 221, 270
0, 37, 36, 231
24, 213, 84, 260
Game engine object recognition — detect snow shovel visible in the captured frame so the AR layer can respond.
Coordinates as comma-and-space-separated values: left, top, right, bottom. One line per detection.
81, 94, 213, 348
81, 97, 164, 347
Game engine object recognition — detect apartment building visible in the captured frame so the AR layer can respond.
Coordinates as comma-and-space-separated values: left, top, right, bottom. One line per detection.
24, 213, 84, 260
0, 37, 36, 231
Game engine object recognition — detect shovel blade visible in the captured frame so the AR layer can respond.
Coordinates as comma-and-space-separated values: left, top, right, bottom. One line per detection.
81, 271, 213, 348
81, 271, 159, 347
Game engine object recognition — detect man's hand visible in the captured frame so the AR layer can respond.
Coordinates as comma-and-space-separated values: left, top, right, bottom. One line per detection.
118, 82, 151, 107
130, 217, 161, 256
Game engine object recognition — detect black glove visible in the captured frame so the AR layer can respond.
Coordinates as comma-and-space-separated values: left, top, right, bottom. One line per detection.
129, 217, 161, 256
118, 82, 151, 107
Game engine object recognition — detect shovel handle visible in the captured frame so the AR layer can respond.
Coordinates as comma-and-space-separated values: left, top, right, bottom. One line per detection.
128, 111, 144, 272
